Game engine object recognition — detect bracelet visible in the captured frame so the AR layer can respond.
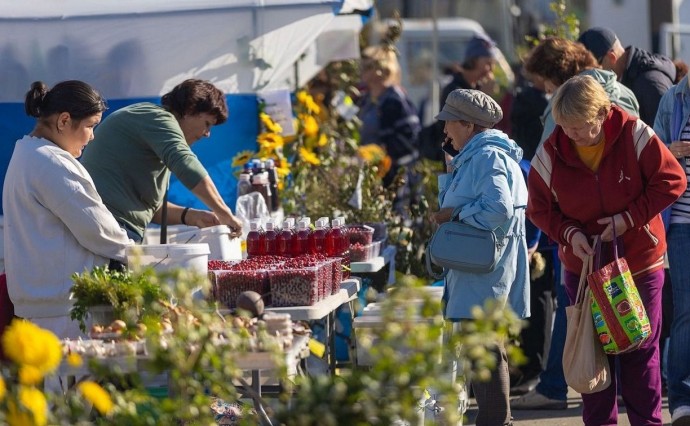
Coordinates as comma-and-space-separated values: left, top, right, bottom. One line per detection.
180, 207, 190, 225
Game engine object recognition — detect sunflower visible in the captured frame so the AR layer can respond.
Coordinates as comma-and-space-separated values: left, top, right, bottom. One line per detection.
257, 132, 284, 151
299, 114, 319, 138
317, 133, 328, 147
259, 112, 283, 134
18, 365, 43, 386
66, 353, 83, 368
299, 147, 321, 166
296, 91, 321, 115
0, 376, 5, 402
78, 381, 115, 415
231, 150, 255, 168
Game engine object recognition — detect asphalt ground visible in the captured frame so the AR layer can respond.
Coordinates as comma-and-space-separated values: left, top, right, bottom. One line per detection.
463, 388, 673, 425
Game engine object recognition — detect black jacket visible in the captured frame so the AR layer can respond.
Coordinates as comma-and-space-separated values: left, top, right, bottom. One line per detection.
622, 45, 676, 126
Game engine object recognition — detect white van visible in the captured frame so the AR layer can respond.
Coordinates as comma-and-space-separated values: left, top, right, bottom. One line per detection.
373, 17, 513, 126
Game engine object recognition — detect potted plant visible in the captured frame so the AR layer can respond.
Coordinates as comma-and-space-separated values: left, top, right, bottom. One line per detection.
70, 266, 164, 332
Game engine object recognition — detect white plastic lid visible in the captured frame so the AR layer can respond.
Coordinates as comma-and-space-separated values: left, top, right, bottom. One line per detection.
301, 216, 311, 226
315, 218, 328, 229
331, 218, 340, 228
338, 216, 346, 226
265, 220, 274, 231
249, 219, 261, 231
297, 219, 309, 230
238, 173, 250, 181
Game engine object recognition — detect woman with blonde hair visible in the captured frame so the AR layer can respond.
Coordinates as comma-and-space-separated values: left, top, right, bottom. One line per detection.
357, 36, 421, 208
527, 74, 685, 425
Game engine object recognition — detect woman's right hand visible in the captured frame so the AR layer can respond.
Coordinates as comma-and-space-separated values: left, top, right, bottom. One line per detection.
669, 140, 690, 158
570, 231, 594, 261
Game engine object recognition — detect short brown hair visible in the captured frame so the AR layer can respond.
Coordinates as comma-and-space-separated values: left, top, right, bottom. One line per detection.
161, 79, 228, 125
523, 37, 598, 87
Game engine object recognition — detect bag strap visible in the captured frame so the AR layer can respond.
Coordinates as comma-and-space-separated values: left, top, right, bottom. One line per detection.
575, 237, 596, 304
425, 244, 448, 280
593, 225, 619, 268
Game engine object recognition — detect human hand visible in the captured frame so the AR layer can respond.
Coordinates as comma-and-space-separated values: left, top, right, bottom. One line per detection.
430, 207, 454, 225
669, 141, 690, 158
215, 211, 244, 238
186, 209, 220, 229
596, 214, 628, 242
570, 231, 594, 261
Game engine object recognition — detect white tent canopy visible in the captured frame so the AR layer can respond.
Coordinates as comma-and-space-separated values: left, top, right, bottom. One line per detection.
0, 0, 369, 101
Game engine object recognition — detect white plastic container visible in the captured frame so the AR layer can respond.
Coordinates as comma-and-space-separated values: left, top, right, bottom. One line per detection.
126, 243, 210, 276
143, 225, 241, 261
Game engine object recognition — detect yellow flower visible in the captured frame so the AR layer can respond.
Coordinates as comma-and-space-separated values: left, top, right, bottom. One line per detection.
3, 320, 61, 376
0, 376, 6, 402
300, 114, 319, 138
276, 165, 291, 179
231, 150, 255, 168
66, 353, 83, 367
257, 132, 284, 151
259, 112, 283, 134
7, 386, 48, 426
296, 91, 321, 114
317, 133, 328, 147
299, 147, 321, 166
358, 144, 386, 163
19, 365, 43, 386
78, 381, 114, 415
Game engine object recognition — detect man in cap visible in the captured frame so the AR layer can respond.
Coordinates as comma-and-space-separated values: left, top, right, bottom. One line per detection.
432, 88, 530, 426
440, 34, 498, 108
578, 27, 675, 126
420, 34, 499, 162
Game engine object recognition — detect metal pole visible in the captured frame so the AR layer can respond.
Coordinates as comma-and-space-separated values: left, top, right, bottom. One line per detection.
430, 0, 440, 119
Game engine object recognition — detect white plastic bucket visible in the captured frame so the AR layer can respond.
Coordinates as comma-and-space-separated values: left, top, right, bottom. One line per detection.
143, 225, 241, 261
126, 243, 210, 276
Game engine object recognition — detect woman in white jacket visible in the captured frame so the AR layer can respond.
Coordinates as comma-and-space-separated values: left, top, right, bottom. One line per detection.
2, 80, 133, 338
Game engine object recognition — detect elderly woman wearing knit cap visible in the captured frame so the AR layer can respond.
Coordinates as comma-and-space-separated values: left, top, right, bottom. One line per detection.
431, 88, 530, 426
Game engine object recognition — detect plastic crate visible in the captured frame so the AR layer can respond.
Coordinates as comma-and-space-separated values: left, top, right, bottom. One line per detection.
211, 269, 269, 309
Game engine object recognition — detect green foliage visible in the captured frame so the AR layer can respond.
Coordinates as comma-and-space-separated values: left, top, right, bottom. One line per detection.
523, 0, 581, 48
70, 266, 164, 332
274, 275, 525, 425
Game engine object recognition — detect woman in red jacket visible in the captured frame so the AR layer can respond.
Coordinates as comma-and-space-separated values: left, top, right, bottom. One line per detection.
527, 75, 686, 426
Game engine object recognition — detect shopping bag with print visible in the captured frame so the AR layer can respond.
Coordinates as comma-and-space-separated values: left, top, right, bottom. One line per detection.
588, 234, 651, 354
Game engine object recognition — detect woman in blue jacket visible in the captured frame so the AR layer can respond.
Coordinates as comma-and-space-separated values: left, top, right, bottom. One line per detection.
431, 89, 530, 426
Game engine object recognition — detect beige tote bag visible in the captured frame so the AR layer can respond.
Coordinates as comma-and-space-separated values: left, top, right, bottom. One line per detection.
562, 251, 611, 394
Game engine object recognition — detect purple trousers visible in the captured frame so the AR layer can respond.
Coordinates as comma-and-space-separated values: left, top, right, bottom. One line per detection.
564, 268, 664, 426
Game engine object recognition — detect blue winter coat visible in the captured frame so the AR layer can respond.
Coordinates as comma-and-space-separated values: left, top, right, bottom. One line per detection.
437, 129, 530, 320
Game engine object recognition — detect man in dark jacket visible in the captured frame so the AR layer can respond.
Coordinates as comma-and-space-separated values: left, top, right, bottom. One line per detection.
419, 34, 497, 161
578, 27, 676, 126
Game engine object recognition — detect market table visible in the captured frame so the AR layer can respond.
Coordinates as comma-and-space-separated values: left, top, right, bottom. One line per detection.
263, 277, 361, 373
59, 335, 311, 426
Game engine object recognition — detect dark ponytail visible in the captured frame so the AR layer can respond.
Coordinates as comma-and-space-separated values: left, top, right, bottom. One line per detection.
24, 80, 107, 121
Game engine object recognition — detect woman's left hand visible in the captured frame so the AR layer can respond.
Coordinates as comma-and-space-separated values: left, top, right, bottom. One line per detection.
597, 214, 628, 242
430, 207, 454, 225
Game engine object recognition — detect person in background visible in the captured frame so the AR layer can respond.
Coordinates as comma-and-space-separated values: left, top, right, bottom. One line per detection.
578, 26, 676, 126
579, 26, 677, 395
511, 36, 639, 410
431, 89, 530, 426
357, 43, 421, 203
524, 36, 639, 147
81, 79, 242, 243
419, 34, 499, 163
528, 75, 685, 426
653, 72, 690, 426
3, 81, 133, 338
